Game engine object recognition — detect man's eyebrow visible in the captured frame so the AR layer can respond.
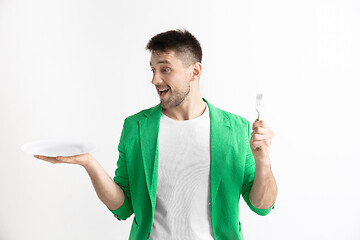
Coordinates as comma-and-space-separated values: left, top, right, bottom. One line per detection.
149, 60, 173, 66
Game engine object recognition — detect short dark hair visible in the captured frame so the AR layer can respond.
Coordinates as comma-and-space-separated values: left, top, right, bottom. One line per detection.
145, 28, 202, 67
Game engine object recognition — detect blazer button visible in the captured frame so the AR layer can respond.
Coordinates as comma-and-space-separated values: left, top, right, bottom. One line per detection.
147, 232, 150, 238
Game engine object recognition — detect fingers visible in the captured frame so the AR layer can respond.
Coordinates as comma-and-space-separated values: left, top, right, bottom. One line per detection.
252, 127, 267, 135
55, 156, 73, 164
34, 154, 85, 165
250, 120, 273, 151
34, 155, 61, 164
251, 135, 272, 149
252, 120, 268, 130
250, 139, 263, 150
251, 138, 272, 147
252, 126, 272, 138
252, 133, 267, 140
252, 120, 274, 138
34, 155, 71, 164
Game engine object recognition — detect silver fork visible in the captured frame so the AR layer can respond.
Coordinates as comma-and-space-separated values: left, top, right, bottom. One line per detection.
256, 93, 262, 121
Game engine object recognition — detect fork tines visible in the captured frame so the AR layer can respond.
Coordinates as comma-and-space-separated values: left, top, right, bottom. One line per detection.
256, 93, 262, 107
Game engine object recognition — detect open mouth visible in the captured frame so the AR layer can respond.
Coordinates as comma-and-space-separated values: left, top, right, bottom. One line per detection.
159, 89, 169, 97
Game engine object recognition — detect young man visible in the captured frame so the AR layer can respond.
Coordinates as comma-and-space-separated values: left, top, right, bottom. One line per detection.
35, 29, 277, 240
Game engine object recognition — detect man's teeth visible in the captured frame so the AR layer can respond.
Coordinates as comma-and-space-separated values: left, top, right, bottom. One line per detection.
159, 89, 169, 96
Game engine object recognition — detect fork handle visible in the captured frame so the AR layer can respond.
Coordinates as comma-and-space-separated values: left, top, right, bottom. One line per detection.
256, 112, 260, 150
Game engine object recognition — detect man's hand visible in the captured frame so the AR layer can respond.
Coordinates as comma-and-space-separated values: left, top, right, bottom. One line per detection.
249, 119, 277, 209
250, 119, 274, 164
34, 153, 95, 167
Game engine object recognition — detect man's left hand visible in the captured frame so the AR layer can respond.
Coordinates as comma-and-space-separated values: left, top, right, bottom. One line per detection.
250, 119, 274, 164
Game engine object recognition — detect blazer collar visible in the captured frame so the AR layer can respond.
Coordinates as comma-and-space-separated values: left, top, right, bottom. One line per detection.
139, 98, 231, 210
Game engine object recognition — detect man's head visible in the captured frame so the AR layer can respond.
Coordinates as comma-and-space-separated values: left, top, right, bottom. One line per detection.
146, 29, 203, 109
146, 28, 202, 68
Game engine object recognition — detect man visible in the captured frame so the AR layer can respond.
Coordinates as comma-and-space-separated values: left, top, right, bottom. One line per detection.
34, 29, 277, 240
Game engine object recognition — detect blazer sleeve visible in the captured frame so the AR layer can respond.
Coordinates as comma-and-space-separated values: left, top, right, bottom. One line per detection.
108, 119, 134, 220
241, 119, 275, 216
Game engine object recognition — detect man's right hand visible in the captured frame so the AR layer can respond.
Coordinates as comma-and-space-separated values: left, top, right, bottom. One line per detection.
34, 153, 95, 167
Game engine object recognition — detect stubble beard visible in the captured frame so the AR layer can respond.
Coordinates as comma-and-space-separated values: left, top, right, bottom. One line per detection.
160, 82, 190, 109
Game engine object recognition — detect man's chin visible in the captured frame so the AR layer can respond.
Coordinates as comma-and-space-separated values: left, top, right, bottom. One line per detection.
160, 101, 169, 109
160, 100, 167, 109
160, 96, 184, 109
160, 99, 174, 109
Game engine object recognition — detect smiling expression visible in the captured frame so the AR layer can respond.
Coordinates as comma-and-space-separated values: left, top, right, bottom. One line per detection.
150, 50, 193, 109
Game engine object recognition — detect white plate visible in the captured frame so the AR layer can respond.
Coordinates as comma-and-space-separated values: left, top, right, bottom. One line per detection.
21, 139, 96, 157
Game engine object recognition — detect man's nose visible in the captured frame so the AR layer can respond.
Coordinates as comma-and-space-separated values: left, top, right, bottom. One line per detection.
151, 72, 162, 85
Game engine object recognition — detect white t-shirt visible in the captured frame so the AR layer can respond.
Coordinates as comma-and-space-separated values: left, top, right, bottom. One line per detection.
150, 103, 214, 240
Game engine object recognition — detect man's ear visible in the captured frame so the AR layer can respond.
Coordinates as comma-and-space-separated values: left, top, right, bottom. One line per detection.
190, 62, 202, 81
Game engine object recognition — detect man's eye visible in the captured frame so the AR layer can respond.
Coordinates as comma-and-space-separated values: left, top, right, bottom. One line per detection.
151, 68, 169, 73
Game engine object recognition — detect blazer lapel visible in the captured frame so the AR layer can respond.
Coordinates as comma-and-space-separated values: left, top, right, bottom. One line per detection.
203, 98, 231, 205
139, 104, 162, 210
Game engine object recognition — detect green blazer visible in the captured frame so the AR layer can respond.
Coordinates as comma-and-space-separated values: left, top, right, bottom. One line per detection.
109, 98, 275, 240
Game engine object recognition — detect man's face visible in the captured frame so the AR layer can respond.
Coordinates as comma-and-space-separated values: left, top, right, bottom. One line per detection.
150, 50, 192, 109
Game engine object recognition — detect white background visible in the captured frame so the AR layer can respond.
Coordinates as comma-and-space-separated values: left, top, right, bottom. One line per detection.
1, 0, 359, 239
